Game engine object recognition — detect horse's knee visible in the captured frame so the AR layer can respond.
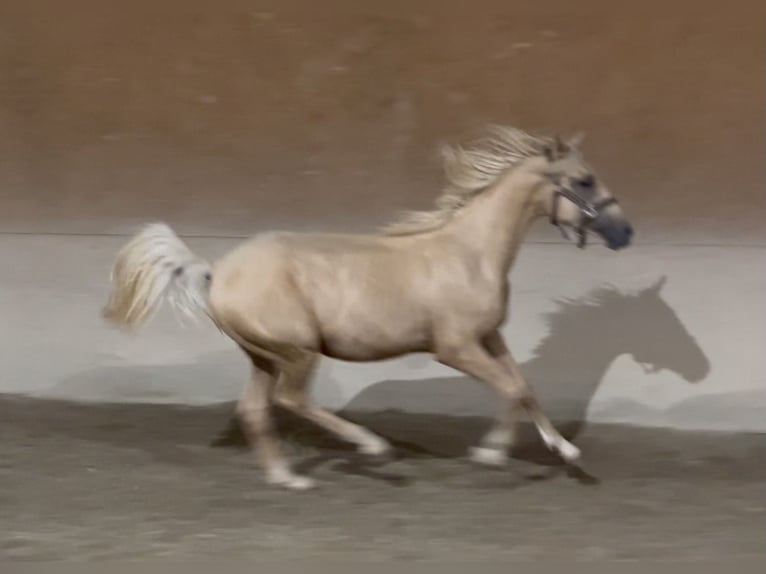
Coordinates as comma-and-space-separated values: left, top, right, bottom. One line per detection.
516, 394, 540, 410
498, 387, 535, 408
273, 387, 307, 412
236, 400, 254, 418
236, 399, 271, 428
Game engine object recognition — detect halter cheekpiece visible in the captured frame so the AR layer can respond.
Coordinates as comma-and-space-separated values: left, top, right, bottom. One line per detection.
549, 183, 618, 248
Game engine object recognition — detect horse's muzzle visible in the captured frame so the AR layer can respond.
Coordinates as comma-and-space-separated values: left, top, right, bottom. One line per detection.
592, 218, 634, 250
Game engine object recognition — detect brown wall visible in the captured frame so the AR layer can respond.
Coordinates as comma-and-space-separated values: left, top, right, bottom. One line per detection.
0, 0, 762, 241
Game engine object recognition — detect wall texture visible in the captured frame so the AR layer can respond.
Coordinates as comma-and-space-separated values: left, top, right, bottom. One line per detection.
1, 0, 763, 431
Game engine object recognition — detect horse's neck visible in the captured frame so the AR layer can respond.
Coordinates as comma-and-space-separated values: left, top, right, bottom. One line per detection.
444, 171, 541, 275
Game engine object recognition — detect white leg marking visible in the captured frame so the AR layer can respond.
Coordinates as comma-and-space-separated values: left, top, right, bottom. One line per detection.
538, 427, 581, 462
469, 446, 509, 467
358, 436, 393, 457
556, 439, 581, 463
265, 464, 317, 491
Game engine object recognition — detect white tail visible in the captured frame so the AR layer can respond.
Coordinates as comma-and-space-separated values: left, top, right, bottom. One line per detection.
102, 223, 213, 329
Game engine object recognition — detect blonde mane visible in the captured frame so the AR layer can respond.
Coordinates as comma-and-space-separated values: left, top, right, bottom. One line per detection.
381, 125, 553, 236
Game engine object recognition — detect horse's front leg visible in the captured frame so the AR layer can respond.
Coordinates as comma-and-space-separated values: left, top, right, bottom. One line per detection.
484, 331, 580, 462
468, 402, 521, 468
466, 332, 525, 466
437, 332, 580, 466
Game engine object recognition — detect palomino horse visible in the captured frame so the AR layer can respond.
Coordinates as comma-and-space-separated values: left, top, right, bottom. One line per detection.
102, 125, 634, 490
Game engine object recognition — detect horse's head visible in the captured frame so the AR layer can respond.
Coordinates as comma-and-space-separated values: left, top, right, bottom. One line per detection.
531, 133, 634, 250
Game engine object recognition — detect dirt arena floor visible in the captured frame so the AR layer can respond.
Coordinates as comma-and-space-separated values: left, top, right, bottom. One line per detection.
2, 395, 764, 561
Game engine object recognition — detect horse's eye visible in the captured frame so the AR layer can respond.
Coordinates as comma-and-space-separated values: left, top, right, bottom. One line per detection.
578, 175, 595, 189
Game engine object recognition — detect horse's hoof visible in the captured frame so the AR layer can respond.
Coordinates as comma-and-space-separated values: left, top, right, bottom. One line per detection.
282, 475, 317, 491
266, 469, 317, 491
469, 446, 508, 468
358, 438, 394, 460
541, 432, 581, 464
557, 440, 581, 463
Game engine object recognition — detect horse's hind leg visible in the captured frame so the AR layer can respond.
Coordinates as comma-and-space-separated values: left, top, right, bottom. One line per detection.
237, 352, 315, 491
275, 352, 392, 458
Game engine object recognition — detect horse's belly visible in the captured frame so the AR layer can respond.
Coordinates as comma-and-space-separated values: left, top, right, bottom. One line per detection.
318, 316, 431, 362
321, 339, 431, 362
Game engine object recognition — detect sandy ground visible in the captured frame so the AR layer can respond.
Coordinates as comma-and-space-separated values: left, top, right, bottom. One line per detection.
2, 395, 764, 561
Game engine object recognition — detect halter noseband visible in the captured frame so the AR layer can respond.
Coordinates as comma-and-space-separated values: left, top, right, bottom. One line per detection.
550, 183, 618, 248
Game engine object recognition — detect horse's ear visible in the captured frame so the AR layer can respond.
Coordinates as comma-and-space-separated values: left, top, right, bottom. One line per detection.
648, 275, 668, 295
567, 131, 586, 149
544, 134, 570, 162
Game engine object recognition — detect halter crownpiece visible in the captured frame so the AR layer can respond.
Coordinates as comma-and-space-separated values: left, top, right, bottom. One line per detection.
550, 183, 619, 248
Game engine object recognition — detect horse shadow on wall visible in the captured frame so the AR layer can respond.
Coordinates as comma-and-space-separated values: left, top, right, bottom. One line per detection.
215, 275, 711, 460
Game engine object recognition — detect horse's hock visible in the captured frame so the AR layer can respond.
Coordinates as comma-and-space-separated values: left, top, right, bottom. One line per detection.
0, 0, 763, 433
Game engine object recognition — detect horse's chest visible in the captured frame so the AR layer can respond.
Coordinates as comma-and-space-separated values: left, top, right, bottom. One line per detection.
463, 279, 510, 328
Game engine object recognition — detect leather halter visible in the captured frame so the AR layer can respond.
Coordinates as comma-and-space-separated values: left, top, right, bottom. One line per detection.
550, 183, 619, 248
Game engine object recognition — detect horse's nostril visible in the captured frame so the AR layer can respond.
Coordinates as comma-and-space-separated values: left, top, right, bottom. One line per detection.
625, 224, 634, 237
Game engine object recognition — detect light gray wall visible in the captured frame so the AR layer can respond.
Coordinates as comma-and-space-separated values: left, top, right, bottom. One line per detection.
1, 1, 763, 431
